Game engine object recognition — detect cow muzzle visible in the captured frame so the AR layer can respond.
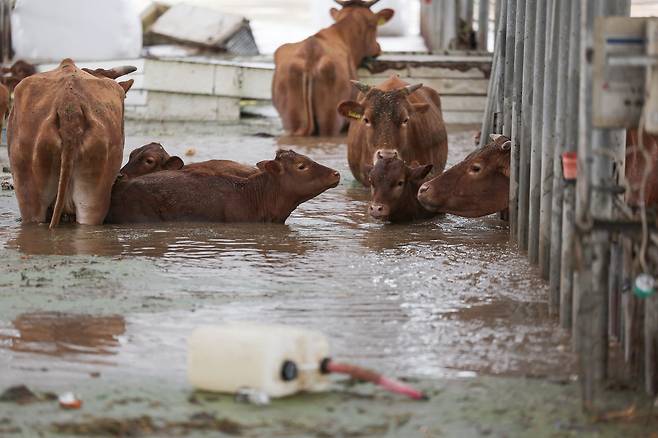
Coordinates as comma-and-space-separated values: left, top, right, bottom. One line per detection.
369, 203, 390, 220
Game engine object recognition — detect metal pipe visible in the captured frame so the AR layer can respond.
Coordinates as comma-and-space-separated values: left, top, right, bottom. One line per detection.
477, 0, 489, 51
538, 0, 560, 279
548, 0, 571, 314
559, 0, 581, 329
518, 0, 536, 250
509, 0, 525, 241
502, 0, 516, 138
528, 0, 548, 264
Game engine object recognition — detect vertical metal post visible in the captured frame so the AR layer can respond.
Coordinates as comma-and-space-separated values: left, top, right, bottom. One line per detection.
460, 0, 475, 28
548, 0, 571, 315
479, 0, 507, 147
528, 0, 548, 264
477, 0, 490, 51
494, 0, 508, 135
509, 0, 525, 241
539, 0, 560, 279
560, 0, 581, 329
518, 0, 536, 250
502, 0, 516, 138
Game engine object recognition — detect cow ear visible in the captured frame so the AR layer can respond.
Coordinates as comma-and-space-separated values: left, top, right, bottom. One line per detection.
337, 101, 365, 120
376, 9, 395, 26
164, 156, 184, 170
409, 164, 433, 181
330, 7, 340, 20
119, 79, 134, 95
257, 160, 283, 175
411, 103, 430, 114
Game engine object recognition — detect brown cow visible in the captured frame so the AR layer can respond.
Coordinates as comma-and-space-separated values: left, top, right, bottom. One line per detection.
625, 128, 658, 208
417, 134, 511, 218
0, 83, 8, 128
337, 75, 448, 186
118, 142, 259, 179
366, 150, 435, 222
119, 143, 184, 178
106, 150, 340, 224
272, 0, 393, 136
8, 58, 135, 228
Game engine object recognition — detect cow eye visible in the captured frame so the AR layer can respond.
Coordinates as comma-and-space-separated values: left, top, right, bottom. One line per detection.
397, 180, 404, 187
363, 117, 371, 126
401, 118, 409, 126
469, 164, 482, 174
145, 158, 155, 165
297, 163, 307, 170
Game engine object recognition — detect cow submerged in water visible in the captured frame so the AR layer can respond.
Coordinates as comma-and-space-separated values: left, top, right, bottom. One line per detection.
118, 142, 260, 179
337, 75, 448, 186
106, 150, 340, 224
8, 59, 134, 228
366, 150, 436, 222
272, 0, 393, 136
418, 134, 511, 218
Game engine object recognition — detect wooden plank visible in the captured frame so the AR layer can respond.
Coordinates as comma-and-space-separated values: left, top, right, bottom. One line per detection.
361, 76, 489, 95
442, 111, 483, 124
143, 59, 215, 95
126, 91, 240, 122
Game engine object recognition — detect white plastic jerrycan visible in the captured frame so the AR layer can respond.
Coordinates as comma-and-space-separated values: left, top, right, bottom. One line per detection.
187, 323, 330, 398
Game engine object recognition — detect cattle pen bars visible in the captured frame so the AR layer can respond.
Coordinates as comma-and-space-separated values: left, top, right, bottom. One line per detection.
479, 0, 658, 408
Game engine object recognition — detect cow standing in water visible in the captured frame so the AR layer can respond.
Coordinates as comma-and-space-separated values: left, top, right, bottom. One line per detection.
272, 0, 393, 136
337, 75, 448, 186
8, 58, 134, 228
417, 134, 511, 218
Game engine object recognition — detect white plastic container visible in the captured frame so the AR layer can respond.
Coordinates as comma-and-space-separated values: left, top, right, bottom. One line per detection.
187, 324, 330, 398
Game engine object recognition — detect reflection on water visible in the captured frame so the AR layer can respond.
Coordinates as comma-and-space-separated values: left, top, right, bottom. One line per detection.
0, 124, 574, 387
0, 312, 125, 356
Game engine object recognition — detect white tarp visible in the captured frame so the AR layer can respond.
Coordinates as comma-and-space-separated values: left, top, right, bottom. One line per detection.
11, 0, 142, 62
312, 0, 411, 37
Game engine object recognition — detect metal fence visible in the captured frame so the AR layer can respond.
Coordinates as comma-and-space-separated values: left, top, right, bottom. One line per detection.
479, 0, 658, 407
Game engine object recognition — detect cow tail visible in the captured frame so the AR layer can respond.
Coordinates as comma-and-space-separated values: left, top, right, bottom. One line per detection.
50, 101, 85, 229
302, 71, 315, 136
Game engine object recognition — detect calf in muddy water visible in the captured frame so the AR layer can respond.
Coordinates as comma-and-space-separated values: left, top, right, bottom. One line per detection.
119, 142, 259, 179
417, 134, 511, 218
106, 150, 340, 224
366, 149, 435, 223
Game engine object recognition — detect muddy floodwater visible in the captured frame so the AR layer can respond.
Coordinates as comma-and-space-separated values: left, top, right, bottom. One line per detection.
0, 121, 652, 437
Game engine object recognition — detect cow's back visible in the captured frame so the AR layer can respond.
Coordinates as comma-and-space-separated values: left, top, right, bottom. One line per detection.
9, 61, 127, 225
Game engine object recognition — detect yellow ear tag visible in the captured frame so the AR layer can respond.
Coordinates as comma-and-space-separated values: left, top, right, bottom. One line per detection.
378, 18, 387, 26
348, 111, 362, 120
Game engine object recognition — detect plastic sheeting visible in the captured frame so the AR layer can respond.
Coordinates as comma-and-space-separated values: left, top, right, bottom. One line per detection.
11, 0, 142, 62
312, 0, 411, 37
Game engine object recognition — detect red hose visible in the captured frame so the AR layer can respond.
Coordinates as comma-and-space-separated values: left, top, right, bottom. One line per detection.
324, 360, 427, 401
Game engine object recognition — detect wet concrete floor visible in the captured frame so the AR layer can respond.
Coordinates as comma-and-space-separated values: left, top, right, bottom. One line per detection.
0, 120, 654, 436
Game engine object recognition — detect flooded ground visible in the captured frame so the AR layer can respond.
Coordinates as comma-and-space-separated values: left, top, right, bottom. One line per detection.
0, 120, 654, 437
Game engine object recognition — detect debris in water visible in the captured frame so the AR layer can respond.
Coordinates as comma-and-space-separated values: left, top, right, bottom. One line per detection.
234, 388, 270, 406
58, 392, 83, 409
1, 178, 13, 190
0, 385, 56, 405
185, 148, 196, 157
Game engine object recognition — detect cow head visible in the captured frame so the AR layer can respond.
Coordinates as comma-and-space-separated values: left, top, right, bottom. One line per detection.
257, 150, 340, 201
119, 143, 184, 179
417, 134, 511, 218
365, 152, 432, 222
329, 0, 394, 58
1, 60, 37, 91
338, 80, 429, 161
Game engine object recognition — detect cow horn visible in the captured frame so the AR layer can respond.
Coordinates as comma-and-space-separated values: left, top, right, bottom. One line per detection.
82, 66, 137, 80
489, 133, 504, 143
350, 80, 372, 94
401, 83, 423, 95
